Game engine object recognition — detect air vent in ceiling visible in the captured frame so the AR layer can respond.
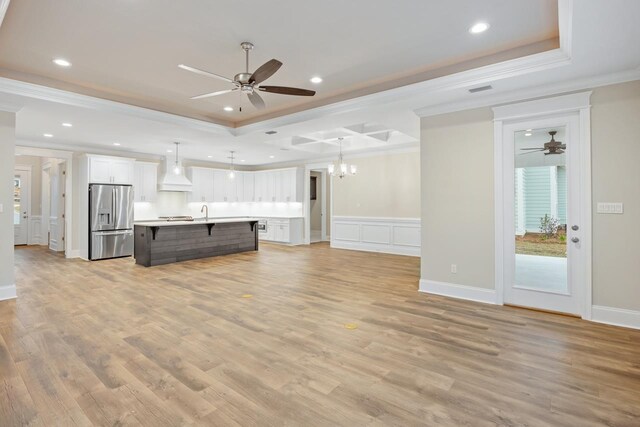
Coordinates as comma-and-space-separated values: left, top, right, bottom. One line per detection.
265, 130, 278, 135
469, 85, 493, 93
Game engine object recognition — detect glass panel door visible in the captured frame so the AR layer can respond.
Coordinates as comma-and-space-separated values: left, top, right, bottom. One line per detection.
514, 126, 568, 294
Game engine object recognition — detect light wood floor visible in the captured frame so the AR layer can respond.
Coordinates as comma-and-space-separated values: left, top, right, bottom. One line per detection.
1, 244, 640, 426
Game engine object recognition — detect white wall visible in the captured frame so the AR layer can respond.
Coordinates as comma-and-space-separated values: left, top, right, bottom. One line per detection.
591, 80, 640, 311
420, 108, 495, 289
332, 150, 420, 218
0, 111, 16, 300
418, 80, 640, 321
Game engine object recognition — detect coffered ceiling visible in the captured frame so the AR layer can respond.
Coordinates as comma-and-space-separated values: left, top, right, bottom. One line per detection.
0, 0, 558, 126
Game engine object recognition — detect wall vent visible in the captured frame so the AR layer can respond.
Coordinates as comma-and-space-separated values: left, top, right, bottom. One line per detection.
468, 85, 493, 93
265, 130, 278, 135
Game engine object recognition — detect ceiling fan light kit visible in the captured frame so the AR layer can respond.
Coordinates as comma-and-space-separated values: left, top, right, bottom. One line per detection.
179, 42, 316, 110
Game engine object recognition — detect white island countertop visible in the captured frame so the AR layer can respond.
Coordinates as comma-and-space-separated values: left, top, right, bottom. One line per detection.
135, 217, 261, 227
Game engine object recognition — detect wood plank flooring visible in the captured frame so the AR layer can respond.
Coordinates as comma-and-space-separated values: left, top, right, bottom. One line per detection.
1, 244, 639, 426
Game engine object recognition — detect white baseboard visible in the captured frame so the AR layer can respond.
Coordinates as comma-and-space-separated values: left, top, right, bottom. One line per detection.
591, 305, 640, 330
0, 284, 17, 301
66, 249, 81, 259
331, 240, 420, 257
419, 279, 497, 305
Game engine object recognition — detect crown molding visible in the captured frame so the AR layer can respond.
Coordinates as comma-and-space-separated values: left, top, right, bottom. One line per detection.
0, 77, 233, 135
414, 67, 640, 118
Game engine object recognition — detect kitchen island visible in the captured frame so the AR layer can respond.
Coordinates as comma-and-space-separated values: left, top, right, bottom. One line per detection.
133, 217, 259, 267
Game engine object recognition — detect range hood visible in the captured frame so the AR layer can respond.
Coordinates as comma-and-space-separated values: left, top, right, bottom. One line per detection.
158, 156, 192, 192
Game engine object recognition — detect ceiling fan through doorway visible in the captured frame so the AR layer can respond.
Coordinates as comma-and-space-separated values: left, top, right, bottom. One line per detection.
520, 130, 566, 155
179, 42, 316, 110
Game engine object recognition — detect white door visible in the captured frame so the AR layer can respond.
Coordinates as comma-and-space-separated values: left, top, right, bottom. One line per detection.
14, 169, 30, 245
502, 115, 586, 315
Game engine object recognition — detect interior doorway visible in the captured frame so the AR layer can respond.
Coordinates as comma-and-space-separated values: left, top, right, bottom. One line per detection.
494, 92, 592, 318
309, 169, 328, 243
13, 166, 31, 245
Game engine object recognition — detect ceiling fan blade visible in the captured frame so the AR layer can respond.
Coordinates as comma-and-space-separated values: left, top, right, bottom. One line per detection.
520, 148, 546, 151
248, 92, 266, 110
249, 59, 282, 85
190, 88, 237, 100
519, 150, 545, 155
178, 64, 234, 83
258, 86, 316, 96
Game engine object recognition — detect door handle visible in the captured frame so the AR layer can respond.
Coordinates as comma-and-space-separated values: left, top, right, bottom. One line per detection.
571, 237, 580, 243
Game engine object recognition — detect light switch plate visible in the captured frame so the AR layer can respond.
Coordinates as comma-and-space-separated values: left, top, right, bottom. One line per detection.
597, 202, 624, 214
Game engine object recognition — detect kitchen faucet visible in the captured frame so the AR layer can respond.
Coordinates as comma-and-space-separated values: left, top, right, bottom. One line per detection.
201, 204, 208, 220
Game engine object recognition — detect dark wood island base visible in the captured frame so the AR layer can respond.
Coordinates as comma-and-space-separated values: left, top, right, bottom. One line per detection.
134, 219, 258, 266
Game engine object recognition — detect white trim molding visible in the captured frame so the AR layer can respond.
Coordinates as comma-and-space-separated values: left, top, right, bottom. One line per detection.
0, 284, 16, 301
419, 280, 497, 305
493, 91, 592, 318
331, 216, 420, 256
591, 306, 640, 330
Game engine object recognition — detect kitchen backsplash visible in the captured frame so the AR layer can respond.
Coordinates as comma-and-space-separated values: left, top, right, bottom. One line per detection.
133, 191, 303, 219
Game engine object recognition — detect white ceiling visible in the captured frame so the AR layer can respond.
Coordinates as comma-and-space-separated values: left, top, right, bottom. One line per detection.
1, 0, 640, 167
0, 0, 558, 125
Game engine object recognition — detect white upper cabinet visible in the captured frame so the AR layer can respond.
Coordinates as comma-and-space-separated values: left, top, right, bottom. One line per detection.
186, 167, 214, 203
133, 162, 158, 203
189, 167, 301, 204
242, 172, 254, 202
88, 155, 134, 185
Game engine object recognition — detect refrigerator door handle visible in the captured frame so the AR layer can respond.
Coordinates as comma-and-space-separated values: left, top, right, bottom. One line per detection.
112, 187, 117, 228
94, 230, 133, 236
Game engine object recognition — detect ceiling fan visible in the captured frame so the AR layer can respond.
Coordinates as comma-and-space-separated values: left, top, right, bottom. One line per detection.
520, 130, 566, 155
178, 42, 316, 110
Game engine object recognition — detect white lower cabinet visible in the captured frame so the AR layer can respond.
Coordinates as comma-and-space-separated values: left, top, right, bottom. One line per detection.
259, 218, 303, 245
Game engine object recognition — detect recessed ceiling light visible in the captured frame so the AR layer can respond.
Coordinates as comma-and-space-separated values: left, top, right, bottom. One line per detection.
310, 76, 323, 84
167, 149, 173, 153
113, 142, 121, 146
62, 122, 73, 127
526, 129, 532, 132
269, 155, 275, 159
525, 132, 532, 137
469, 22, 490, 34
43, 133, 53, 138
207, 155, 213, 158
53, 58, 71, 67
240, 159, 246, 162
223, 106, 233, 112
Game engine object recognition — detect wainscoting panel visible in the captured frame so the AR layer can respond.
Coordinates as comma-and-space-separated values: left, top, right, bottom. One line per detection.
29, 216, 42, 245
331, 216, 420, 256
49, 217, 59, 251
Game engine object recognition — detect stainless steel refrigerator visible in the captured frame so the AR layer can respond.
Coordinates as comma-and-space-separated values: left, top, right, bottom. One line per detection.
89, 184, 134, 260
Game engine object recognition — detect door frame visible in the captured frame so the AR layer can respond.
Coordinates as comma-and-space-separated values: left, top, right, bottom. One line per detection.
15, 146, 74, 258
13, 165, 32, 245
493, 91, 592, 319
304, 163, 333, 245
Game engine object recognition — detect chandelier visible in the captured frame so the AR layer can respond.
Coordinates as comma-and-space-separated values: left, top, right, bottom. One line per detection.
328, 138, 357, 178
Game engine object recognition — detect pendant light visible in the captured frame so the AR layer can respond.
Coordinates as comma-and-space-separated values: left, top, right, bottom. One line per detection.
328, 138, 357, 178
228, 150, 236, 179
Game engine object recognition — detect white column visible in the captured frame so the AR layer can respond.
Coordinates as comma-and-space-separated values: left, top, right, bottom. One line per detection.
0, 109, 17, 301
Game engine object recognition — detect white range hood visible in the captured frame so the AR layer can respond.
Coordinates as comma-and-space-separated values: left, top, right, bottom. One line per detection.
158, 156, 192, 192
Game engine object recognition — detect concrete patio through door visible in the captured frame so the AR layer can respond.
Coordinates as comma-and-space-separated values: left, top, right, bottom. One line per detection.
515, 254, 567, 294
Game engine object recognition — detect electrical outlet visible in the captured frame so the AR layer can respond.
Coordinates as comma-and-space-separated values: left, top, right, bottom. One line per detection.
451, 264, 457, 274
